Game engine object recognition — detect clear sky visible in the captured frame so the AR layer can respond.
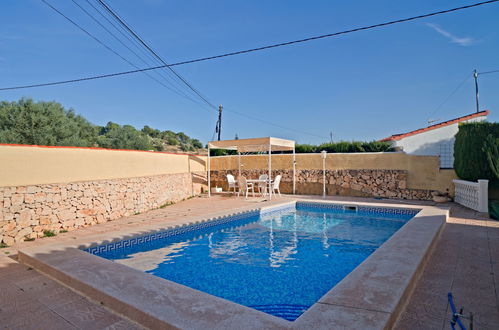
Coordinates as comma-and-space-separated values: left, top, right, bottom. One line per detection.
1, 0, 498, 144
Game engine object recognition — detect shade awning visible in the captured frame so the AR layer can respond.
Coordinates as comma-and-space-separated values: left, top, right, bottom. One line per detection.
208, 137, 295, 153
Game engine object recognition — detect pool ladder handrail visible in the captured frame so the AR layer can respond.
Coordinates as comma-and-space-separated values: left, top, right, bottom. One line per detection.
448, 292, 473, 330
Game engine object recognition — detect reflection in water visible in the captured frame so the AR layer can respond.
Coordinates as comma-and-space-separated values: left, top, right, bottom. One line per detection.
114, 241, 189, 271
268, 213, 298, 268
322, 213, 330, 250
102, 207, 414, 322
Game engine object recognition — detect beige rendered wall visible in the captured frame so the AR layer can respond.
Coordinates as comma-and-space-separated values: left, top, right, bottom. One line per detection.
210, 152, 457, 193
0, 145, 456, 193
0, 145, 206, 187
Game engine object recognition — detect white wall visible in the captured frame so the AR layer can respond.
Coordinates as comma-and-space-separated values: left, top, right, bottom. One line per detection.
393, 116, 486, 168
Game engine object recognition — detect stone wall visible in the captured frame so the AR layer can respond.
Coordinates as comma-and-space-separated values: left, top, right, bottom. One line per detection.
210, 169, 434, 200
0, 172, 206, 245
209, 153, 457, 195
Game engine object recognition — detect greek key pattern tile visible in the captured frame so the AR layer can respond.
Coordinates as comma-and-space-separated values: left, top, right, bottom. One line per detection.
297, 201, 420, 216
85, 209, 259, 255
84, 202, 419, 255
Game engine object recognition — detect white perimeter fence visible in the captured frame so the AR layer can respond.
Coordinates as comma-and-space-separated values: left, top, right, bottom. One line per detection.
453, 179, 489, 213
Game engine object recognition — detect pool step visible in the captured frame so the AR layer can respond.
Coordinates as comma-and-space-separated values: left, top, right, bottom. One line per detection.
249, 304, 309, 321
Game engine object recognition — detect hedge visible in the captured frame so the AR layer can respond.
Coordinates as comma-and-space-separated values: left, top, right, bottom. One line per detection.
210, 141, 394, 156
296, 141, 394, 153
454, 122, 499, 182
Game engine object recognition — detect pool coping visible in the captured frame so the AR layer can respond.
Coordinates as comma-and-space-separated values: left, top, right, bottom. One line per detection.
18, 199, 447, 329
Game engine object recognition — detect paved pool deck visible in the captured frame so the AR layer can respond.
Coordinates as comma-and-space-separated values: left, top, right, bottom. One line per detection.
1, 194, 498, 329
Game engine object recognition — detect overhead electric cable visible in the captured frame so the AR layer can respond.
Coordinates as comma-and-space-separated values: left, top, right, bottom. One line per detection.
478, 69, 499, 75
224, 107, 328, 139
426, 71, 473, 122
41, 0, 214, 111
96, 0, 218, 110
90, 0, 197, 98
83, 0, 164, 66
3, 0, 497, 92
70, 0, 193, 99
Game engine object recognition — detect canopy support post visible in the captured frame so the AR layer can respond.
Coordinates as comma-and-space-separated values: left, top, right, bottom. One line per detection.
207, 146, 211, 197
269, 143, 272, 200
292, 148, 296, 195
238, 151, 241, 180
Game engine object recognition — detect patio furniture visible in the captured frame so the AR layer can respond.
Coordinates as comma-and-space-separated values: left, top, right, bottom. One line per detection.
226, 174, 238, 193
271, 175, 282, 197
247, 176, 272, 197
257, 174, 268, 195
237, 176, 255, 198
207, 137, 296, 200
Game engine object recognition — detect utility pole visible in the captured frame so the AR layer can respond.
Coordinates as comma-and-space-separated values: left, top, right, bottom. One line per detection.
217, 105, 223, 141
330, 131, 333, 144
473, 69, 479, 113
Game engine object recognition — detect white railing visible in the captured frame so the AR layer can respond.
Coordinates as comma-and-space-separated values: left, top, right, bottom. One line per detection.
453, 179, 489, 213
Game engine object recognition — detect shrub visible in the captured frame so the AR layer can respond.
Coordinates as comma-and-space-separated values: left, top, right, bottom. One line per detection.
43, 230, 56, 237
296, 141, 394, 153
454, 122, 499, 182
483, 134, 499, 179
209, 149, 237, 156
295, 144, 317, 153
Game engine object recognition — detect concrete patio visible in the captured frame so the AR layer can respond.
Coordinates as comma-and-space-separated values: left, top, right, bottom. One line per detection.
1, 194, 498, 329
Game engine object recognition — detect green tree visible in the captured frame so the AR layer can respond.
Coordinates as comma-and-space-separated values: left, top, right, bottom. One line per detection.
142, 125, 161, 138
191, 139, 203, 149
0, 98, 205, 152
97, 122, 153, 150
0, 98, 96, 146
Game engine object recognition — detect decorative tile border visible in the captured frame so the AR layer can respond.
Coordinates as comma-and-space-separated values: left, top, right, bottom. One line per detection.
85, 201, 420, 256
19, 200, 448, 329
260, 202, 296, 217
297, 201, 420, 216
85, 209, 259, 255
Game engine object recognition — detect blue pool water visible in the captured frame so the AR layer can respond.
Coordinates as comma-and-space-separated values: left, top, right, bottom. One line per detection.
89, 203, 417, 321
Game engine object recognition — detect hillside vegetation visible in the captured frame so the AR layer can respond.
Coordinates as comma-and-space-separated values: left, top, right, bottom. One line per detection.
0, 99, 204, 152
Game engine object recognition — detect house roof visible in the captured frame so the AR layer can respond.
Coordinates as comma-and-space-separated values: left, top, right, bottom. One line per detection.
380, 110, 490, 142
208, 137, 295, 152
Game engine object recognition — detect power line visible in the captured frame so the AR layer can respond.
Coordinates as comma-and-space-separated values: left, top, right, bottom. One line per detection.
83, 0, 165, 67
426, 71, 473, 122
96, 0, 218, 110
89, 0, 202, 102
70, 0, 195, 101
3, 0, 498, 92
478, 69, 499, 75
224, 107, 327, 139
40, 0, 213, 111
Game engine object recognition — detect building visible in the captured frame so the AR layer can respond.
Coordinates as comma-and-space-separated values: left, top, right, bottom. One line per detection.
380, 110, 489, 168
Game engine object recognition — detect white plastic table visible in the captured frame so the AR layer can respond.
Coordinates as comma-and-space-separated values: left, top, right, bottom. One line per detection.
246, 179, 273, 197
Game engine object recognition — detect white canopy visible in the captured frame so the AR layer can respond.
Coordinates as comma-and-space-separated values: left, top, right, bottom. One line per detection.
208, 137, 295, 153
207, 137, 296, 199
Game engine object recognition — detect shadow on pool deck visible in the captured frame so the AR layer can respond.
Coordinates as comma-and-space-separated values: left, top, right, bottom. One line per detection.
0, 255, 143, 329
1, 195, 498, 329
393, 205, 499, 330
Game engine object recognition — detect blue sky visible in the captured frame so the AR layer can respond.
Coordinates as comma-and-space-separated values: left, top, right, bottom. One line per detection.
1, 0, 498, 144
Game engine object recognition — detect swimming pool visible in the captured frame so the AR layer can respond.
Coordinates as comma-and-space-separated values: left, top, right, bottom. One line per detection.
87, 202, 418, 321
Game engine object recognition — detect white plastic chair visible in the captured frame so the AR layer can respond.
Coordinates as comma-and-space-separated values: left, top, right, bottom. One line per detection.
271, 175, 282, 197
237, 176, 255, 198
226, 174, 238, 193
257, 174, 268, 196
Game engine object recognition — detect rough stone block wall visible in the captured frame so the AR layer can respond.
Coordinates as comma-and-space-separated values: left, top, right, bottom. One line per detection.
210, 169, 434, 200
0, 172, 206, 245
